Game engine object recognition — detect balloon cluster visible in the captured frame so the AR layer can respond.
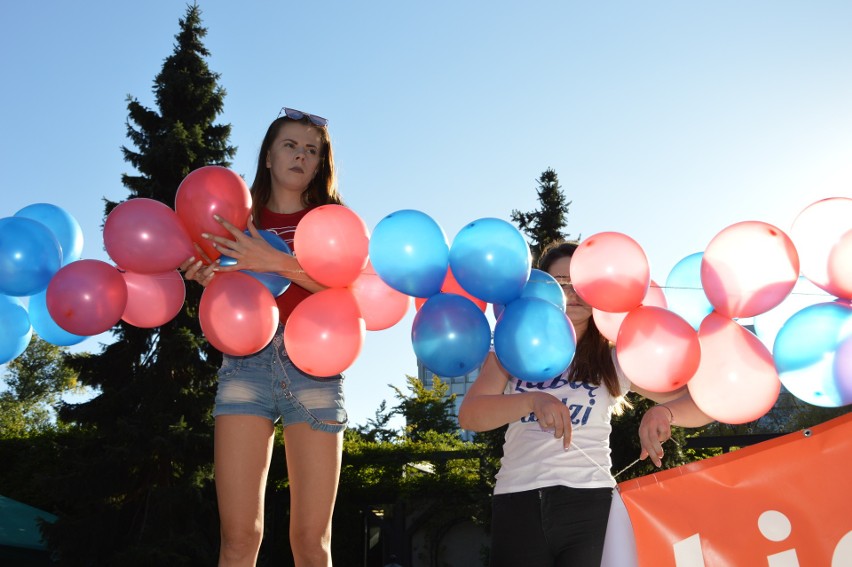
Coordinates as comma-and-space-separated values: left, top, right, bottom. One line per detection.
1, 176, 849, 422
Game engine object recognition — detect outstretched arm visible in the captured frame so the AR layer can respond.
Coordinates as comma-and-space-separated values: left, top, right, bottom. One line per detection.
458, 352, 574, 449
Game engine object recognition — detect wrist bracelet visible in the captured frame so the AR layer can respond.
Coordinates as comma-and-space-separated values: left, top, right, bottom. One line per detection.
656, 404, 674, 424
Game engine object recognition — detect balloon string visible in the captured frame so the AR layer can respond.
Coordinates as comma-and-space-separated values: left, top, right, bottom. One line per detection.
565, 437, 682, 480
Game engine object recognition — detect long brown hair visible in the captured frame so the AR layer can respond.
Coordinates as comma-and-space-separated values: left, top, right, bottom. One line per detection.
538, 241, 624, 400
249, 114, 343, 221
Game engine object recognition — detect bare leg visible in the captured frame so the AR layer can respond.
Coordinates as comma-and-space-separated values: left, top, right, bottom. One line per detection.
283, 422, 343, 567
215, 415, 275, 567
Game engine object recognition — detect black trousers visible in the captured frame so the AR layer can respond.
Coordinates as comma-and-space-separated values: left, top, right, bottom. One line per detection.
490, 486, 612, 567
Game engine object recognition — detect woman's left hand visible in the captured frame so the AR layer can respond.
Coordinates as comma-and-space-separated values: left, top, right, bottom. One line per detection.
638, 405, 673, 467
204, 215, 284, 273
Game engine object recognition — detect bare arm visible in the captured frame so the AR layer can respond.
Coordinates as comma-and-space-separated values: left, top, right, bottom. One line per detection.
204, 215, 327, 293
458, 352, 574, 449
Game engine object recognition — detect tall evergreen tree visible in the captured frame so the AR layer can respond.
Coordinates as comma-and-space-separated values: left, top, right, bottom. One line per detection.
43, 6, 234, 564
510, 168, 572, 263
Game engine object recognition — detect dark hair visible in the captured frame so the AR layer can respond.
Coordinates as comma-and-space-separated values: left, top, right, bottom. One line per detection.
538, 240, 623, 400
249, 115, 343, 221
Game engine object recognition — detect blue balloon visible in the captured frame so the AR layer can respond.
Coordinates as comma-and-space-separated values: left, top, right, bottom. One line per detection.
219, 230, 292, 297
0, 295, 33, 364
665, 252, 713, 330
0, 217, 63, 296
449, 218, 531, 305
494, 269, 566, 319
494, 297, 576, 383
773, 301, 852, 407
411, 293, 491, 377
15, 203, 84, 266
369, 210, 449, 298
27, 290, 88, 347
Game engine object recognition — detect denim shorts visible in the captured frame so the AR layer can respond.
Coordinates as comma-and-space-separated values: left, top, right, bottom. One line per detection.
213, 326, 347, 433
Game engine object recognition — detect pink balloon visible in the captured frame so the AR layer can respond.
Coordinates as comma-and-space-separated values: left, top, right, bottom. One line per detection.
283, 288, 366, 377
349, 261, 411, 331
175, 166, 252, 262
569, 232, 650, 313
790, 197, 852, 297
827, 230, 852, 300
615, 306, 700, 393
293, 205, 370, 288
199, 272, 278, 356
121, 270, 186, 328
103, 198, 195, 273
701, 221, 799, 319
46, 260, 128, 336
688, 311, 781, 424
593, 279, 667, 342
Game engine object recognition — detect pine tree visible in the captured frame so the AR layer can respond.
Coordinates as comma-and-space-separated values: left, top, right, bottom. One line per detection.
43, 6, 234, 564
510, 168, 572, 263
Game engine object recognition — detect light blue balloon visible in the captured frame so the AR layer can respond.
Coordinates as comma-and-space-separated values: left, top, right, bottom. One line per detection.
15, 203, 84, 266
494, 297, 576, 383
369, 210, 449, 298
0, 295, 33, 364
0, 217, 63, 296
411, 293, 491, 377
449, 218, 531, 305
27, 290, 88, 347
493, 269, 566, 320
219, 230, 292, 297
665, 252, 713, 330
773, 301, 852, 407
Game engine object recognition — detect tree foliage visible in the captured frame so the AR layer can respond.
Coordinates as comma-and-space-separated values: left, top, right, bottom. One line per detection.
40, 6, 233, 564
510, 168, 573, 262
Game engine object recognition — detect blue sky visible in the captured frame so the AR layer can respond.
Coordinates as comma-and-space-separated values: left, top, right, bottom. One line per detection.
2, 1, 851, 427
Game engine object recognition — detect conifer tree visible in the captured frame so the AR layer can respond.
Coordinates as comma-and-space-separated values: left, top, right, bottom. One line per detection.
510, 168, 572, 263
43, 6, 234, 564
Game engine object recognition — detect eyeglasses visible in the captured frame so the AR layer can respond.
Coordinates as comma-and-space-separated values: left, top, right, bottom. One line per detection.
278, 107, 328, 127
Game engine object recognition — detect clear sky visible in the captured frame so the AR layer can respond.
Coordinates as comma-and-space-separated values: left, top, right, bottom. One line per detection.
2, 1, 851, 427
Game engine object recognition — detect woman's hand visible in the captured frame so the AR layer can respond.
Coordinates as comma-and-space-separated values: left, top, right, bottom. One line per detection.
179, 243, 217, 287
638, 405, 673, 467
531, 392, 573, 450
204, 215, 283, 274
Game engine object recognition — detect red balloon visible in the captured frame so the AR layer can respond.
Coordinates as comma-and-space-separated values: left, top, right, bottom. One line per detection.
283, 288, 366, 376
569, 232, 650, 313
688, 312, 780, 424
701, 221, 799, 319
293, 205, 370, 288
121, 270, 186, 328
199, 272, 278, 356
615, 306, 700, 393
593, 279, 667, 342
414, 267, 488, 312
349, 261, 411, 331
46, 260, 128, 336
103, 198, 195, 273
175, 166, 252, 262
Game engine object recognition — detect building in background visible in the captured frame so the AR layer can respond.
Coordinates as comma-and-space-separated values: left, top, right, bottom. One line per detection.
417, 361, 479, 441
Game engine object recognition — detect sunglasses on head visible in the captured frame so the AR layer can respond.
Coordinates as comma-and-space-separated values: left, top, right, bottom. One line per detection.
278, 107, 328, 127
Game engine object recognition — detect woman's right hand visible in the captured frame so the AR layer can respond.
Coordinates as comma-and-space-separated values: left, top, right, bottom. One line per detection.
180, 244, 217, 287
530, 392, 573, 450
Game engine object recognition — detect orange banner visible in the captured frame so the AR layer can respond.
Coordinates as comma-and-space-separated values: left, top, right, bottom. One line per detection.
617, 412, 852, 566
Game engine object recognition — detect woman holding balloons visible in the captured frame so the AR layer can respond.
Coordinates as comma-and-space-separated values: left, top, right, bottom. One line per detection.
183, 107, 346, 567
459, 240, 712, 567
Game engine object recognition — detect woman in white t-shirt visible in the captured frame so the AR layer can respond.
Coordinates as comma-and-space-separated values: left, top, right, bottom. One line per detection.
458, 240, 712, 567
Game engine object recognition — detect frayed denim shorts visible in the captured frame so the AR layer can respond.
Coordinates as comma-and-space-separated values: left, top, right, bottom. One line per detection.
213, 326, 347, 433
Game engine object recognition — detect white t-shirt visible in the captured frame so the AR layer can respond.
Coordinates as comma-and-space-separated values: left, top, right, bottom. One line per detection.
493, 360, 631, 495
